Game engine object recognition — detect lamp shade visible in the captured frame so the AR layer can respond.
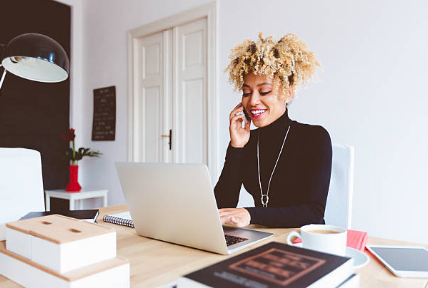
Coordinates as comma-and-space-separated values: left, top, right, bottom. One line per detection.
1, 33, 69, 83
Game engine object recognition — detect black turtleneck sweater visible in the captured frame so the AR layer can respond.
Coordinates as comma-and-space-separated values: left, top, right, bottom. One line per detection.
214, 110, 332, 228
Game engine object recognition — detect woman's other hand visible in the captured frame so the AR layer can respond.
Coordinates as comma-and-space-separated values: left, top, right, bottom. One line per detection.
229, 103, 251, 148
219, 208, 251, 227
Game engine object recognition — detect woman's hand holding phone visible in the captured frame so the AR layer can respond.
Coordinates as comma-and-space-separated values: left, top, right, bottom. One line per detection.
229, 103, 251, 148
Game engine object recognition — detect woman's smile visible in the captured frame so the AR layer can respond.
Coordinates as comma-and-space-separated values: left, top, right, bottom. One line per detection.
250, 109, 267, 118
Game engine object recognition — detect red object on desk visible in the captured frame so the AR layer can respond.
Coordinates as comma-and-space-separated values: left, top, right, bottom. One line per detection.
346, 229, 368, 251
292, 229, 368, 251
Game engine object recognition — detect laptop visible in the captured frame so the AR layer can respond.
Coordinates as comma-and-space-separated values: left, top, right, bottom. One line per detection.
115, 162, 273, 255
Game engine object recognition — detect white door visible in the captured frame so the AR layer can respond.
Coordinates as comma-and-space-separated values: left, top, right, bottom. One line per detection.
134, 18, 207, 165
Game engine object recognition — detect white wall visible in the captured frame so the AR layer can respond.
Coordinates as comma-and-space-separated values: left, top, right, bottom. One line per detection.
80, 0, 428, 244
54, 0, 84, 149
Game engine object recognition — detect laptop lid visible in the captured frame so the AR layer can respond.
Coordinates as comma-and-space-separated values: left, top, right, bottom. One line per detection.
115, 162, 229, 254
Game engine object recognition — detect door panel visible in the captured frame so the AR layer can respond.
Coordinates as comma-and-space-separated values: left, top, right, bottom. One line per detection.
183, 78, 205, 163
136, 31, 164, 162
175, 18, 207, 165
183, 30, 203, 68
143, 44, 161, 78
141, 86, 161, 162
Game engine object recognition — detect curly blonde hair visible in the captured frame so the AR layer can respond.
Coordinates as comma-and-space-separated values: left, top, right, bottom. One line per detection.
225, 32, 321, 95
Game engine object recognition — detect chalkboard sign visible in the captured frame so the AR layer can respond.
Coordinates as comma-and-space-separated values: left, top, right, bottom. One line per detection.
92, 86, 116, 141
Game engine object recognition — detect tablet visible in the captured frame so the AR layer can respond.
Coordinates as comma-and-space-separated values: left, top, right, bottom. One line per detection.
366, 245, 428, 278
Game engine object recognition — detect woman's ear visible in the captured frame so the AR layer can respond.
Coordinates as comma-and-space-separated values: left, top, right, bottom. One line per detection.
285, 86, 295, 104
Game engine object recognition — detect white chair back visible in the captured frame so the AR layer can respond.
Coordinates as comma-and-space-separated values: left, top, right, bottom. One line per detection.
0, 148, 45, 240
324, 144, 355, 229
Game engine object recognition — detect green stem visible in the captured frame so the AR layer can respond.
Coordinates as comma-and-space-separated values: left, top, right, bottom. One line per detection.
72, 140, 76, 165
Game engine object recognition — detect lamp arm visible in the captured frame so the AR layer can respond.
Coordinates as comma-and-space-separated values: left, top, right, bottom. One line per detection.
0, 66, 6, 92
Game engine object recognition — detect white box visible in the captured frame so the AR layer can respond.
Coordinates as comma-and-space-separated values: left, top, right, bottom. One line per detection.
5, 227, 32, 259
0, 241, 129, 288
6, 215, 116, 273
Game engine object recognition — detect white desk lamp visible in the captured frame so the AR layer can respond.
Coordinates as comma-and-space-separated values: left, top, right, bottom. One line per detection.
0, 33, 69, 90
0, 34, 69, 240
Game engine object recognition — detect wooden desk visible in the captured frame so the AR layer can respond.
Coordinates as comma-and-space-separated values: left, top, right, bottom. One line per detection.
1, 205, 428, 287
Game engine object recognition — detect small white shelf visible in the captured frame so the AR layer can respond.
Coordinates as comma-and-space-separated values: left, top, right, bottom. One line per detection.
44, 189, 108, 211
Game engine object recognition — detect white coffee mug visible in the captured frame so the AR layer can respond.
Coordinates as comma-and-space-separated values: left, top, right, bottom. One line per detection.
286, 224, 347, 256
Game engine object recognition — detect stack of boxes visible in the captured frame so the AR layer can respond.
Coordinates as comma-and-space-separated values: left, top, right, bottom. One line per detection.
0, 214, 129, 287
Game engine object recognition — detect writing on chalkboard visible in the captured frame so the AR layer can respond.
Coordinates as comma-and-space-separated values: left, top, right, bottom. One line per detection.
92, 86, 116, 141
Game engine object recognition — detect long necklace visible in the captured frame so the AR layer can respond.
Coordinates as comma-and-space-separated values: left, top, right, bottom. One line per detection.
257, 125, 291, 207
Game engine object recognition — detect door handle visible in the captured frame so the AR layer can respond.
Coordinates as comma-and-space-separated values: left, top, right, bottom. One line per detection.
161, 129, 172, 150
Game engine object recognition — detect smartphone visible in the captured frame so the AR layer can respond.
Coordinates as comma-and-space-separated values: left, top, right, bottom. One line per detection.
243, 108, 251, 121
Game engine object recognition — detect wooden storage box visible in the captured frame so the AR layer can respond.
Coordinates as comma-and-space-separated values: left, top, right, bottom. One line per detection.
6, 215, 116, 273
0, 241, 129, 288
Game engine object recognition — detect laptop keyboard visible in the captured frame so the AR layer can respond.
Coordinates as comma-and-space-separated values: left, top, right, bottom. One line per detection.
225, 234, 248, 246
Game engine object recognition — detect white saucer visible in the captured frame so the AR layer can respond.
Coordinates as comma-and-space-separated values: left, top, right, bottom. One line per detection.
346, 247, 369, 270
292, 244, 369, 269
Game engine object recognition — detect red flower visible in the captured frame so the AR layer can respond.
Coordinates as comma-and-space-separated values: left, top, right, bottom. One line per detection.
62, 128, 76, 142
62, 128, 102, 164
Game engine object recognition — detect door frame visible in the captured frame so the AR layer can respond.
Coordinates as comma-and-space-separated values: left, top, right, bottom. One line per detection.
127, 2, 218, 182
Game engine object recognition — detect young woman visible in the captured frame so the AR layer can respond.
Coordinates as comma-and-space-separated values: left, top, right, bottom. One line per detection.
215, 33, 332, 228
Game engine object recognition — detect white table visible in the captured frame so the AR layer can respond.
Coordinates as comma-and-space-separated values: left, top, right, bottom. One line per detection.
44, 189, 108, 211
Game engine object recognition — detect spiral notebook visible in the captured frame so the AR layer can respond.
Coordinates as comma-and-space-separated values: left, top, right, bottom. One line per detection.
103, 212, 134, 228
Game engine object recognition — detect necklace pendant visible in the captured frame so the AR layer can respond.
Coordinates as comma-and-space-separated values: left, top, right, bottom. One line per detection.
261, 195, 269, 207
